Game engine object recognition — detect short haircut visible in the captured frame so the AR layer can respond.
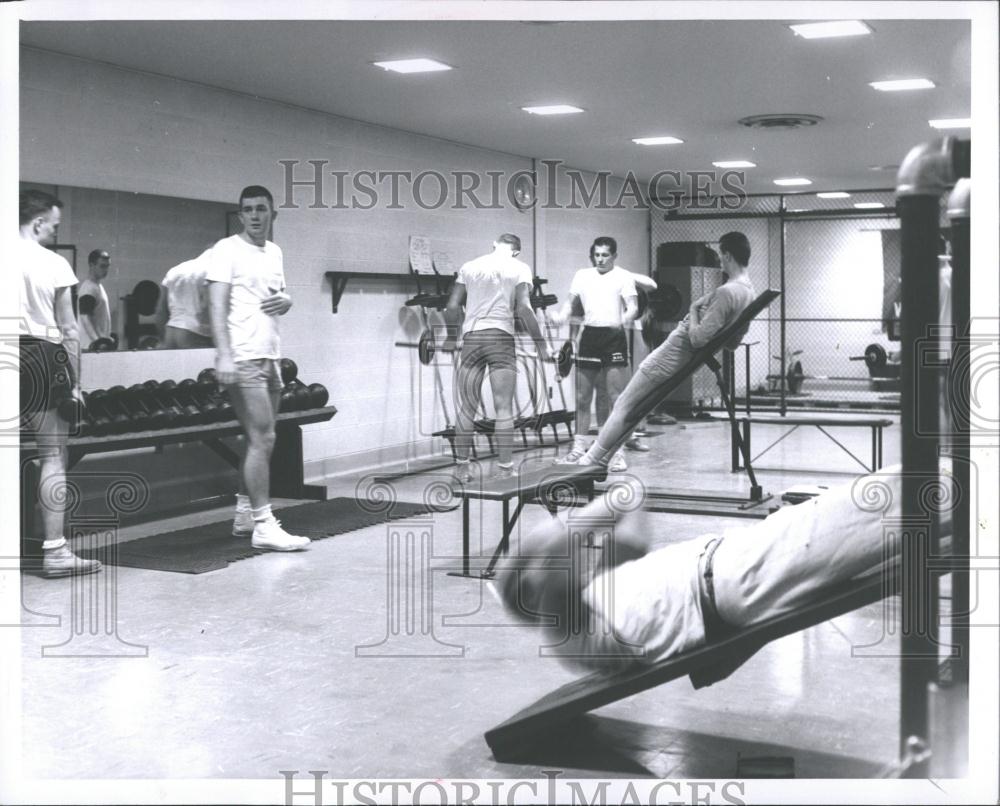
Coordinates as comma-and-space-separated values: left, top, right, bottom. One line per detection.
238, 185, 274, 208
88, 249, 109, 266
19, 189, 63, 226
719, 231, 751, 266
496, 233, 521, 252
590, 236, 618, 257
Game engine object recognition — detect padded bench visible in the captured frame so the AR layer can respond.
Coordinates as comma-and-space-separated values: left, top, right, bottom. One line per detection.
20, 405, 337, 542
449, 462, 607, 579
708, 412, 893, 473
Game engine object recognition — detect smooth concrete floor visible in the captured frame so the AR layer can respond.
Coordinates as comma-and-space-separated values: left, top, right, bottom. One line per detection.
17, 417, 906, 780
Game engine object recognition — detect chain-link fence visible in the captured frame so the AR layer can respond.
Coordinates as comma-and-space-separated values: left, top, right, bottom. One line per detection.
649, 189, 907, 413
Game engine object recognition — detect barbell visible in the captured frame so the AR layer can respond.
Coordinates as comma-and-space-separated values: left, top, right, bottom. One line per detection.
395, 331, 600, 377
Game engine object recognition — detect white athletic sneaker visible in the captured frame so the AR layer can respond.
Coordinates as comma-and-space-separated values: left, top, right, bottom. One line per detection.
251, 518, 311, 552
608, 450, 628, 473
233, 508, 254, 537
555, 440, 589, 465
624, 437, 650, 452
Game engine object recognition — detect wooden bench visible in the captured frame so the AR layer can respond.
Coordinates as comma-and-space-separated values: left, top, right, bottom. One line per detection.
708, 412, 893, 473
20, 406, 337, 541
449, 462, 607, 579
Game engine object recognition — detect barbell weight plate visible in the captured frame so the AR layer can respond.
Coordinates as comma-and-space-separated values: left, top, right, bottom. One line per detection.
787, 360, 804, 394
556, 339, 575, 379
651, 284, 684, 321
417, 329, 436, 366
864, 344, 888, 370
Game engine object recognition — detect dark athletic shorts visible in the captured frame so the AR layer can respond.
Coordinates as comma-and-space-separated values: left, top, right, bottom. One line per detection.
19, 336, 74, 437
460, 328, 516, 373
578, 325, 629, 367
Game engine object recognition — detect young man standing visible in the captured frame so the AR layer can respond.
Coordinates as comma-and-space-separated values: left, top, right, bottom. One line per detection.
18, 190, 101, 577
207, 185, 308, 551
443, 234, 549, 482
78, 248, 113, 349
552, 237, 641, 472
574, 231, 756, 469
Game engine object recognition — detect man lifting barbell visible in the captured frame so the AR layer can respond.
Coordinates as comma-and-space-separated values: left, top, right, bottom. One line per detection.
549, 237, 650, 472
441, 234, 549, 483
568, 231, 757, 469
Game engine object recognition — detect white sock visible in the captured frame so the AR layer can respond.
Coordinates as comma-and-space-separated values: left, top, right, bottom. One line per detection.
42, 537, 67, 551
236, 494, 251, 511
583, 443, 611, 467
251, 505, 273, 523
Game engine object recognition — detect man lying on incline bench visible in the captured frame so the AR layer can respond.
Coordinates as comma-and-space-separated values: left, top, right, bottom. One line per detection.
566, 230, 756, 468
496, 464, 937, 672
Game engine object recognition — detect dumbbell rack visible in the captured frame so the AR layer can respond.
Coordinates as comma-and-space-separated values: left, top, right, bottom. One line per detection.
19, 405, 337, 543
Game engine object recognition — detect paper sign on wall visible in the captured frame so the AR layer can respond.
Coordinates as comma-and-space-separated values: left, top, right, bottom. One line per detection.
409, 236, 433, 274
432, 251, 454, 275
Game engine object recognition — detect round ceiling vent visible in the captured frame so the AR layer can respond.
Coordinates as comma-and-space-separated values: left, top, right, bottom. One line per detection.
738, 113, 824, 129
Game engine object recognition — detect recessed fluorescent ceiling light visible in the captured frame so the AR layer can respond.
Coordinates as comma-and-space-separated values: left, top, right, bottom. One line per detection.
854, 202, 886, 209
713, 160, 756, 168
929, 118, 971, 129
869, 78, 935, 91
774, 178, 812, 186
373, 58, 452, 74
522, 105, 584, 115
817, 192, 851, 198
633, 136, 684, 145
789, 20, 872, 39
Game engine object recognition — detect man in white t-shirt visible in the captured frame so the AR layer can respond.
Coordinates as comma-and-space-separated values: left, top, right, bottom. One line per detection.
574, 232, 756, 470
19, 189, 101, 578
442, 234, 549, 482
78, 249, 113, 349
551, 237, 642, 472
160, 248, 214, 349
207, 185, 308, 552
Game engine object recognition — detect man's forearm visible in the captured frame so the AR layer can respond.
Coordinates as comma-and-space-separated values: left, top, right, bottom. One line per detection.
208, 285, 233, 362
518, 304, 546, 347
444, 305, 464, 341
61, 323, 81, 389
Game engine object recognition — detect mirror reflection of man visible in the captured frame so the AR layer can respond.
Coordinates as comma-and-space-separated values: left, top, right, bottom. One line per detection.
79, 248, 113, 349
158, 247, 214, 349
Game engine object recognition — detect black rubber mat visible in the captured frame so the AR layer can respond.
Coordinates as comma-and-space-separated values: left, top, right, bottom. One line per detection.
79, 497, 454, 574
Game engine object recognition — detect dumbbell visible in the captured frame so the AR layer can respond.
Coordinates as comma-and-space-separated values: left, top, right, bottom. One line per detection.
287, 379, 314, 410
175, 379, 223, 423
126, 384, 172, 429
106, 385, 155, 431
195, 369, 235, 421
280, 358, 298, 385
142, 381, 185, 427
56, 393, 85, 434
307, 383, 329, 408
85, 388, 132, 434
78, 392, 112, 436
279, 384, 302, 413
153, 380, 206, 425
89, 337, 117, 352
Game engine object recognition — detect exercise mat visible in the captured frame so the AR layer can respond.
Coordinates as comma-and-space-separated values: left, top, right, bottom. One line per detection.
78, 497, 455, 574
